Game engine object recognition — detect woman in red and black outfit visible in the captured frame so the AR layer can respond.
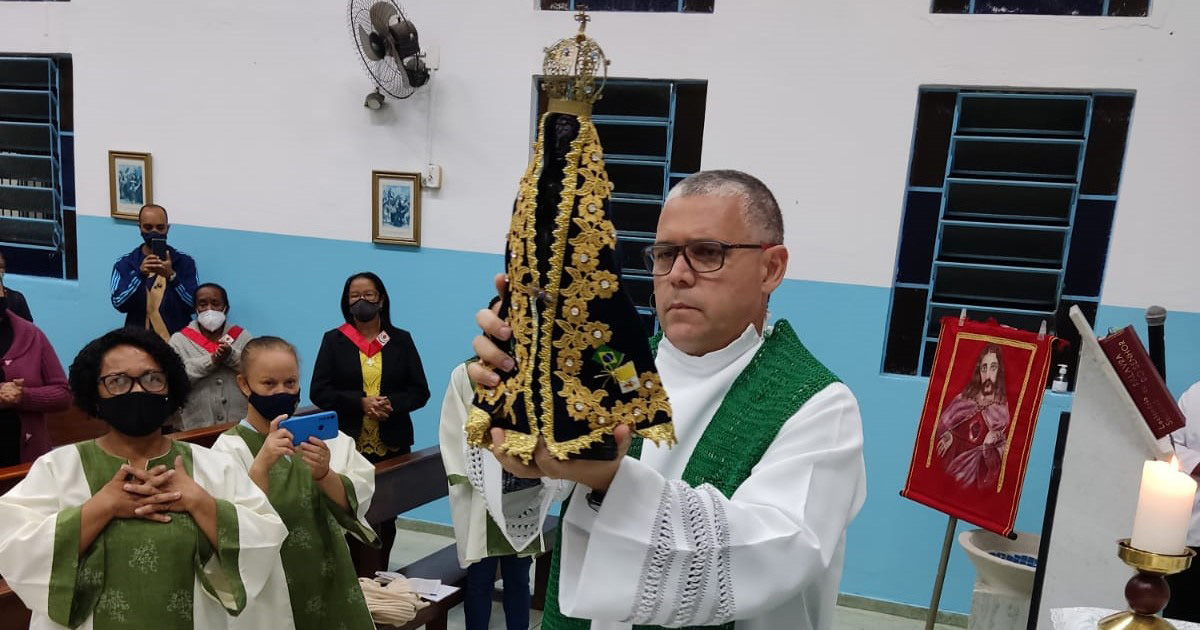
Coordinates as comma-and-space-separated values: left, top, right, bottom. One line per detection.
311, 272, 430, 565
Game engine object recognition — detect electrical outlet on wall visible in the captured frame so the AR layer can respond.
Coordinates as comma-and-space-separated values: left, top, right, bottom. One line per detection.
423, 44, 440, 71
423, 164, 442, 189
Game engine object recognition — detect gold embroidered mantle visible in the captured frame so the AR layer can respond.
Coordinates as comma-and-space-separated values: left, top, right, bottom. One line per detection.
468, 112, 674, 462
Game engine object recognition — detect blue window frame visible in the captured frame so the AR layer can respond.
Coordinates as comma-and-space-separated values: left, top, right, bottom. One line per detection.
932, 0, 1148, 16
541, 0, 714, 13
0, 55, 76, 280
884, 88, 1134, 387
533, 78, 708, 334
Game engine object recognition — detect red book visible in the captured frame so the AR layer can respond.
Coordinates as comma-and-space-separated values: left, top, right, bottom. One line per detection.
1097, 326, 1185, 439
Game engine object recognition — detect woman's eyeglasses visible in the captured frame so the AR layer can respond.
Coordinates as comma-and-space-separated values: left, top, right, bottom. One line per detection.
99, 371, 168, 396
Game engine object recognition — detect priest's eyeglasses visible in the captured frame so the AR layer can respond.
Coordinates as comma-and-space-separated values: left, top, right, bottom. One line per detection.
99, 371, 168, 396
642, 240, 776, 276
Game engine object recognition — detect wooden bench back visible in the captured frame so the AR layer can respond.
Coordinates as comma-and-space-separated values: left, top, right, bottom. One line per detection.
0, 405, 336, 493
366, 445, 447, 526
0, 420, 239, 494
46, 406, 107, 447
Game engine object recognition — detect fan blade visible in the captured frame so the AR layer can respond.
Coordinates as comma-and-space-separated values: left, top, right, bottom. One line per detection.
369, 1, 398, 37
358, 24, 385, 61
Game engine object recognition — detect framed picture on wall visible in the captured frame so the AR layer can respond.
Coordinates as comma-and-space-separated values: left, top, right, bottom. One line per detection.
372, 170, 421, 246
108, 151, 153, 221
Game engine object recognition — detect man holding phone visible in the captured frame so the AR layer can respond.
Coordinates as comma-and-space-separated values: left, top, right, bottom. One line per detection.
110, 204, 199, 339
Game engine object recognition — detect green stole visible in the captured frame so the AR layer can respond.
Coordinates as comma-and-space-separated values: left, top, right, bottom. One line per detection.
541, 320, 839, 630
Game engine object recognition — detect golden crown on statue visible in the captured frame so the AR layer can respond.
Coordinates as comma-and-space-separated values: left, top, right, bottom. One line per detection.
542, 7, 609, 104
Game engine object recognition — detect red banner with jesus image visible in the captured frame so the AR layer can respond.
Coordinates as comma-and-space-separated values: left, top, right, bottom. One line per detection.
902, 317, 1059, 537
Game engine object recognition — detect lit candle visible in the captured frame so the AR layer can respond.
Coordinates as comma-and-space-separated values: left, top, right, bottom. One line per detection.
1130, 457, 1198, 555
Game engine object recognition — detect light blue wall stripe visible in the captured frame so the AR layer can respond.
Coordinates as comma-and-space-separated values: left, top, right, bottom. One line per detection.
8, 215, 1200, 614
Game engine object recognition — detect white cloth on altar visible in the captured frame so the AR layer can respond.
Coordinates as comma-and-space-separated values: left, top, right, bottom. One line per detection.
547, 323, 868, 630
1052, 607, 1200, 630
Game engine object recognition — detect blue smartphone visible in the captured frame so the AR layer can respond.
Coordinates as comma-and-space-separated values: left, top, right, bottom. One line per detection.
280, 411, 338, 446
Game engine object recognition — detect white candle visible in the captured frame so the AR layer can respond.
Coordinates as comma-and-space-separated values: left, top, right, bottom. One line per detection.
1130, 457, 1198, 555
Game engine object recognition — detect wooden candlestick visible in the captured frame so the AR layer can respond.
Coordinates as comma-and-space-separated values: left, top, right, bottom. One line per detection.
1098, 540, 1195, 630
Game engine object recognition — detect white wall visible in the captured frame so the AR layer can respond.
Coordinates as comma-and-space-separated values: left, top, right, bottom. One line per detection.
1, 0, 1197, 308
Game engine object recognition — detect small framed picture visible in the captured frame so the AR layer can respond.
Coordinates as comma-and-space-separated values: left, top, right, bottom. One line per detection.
108, 151, 153, 220
372, 170, 421, 246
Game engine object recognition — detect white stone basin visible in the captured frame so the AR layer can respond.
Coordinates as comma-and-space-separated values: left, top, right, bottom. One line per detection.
959, 529, 1040, 595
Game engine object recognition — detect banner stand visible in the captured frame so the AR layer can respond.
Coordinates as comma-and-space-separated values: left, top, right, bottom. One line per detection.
924, 515, 959, 630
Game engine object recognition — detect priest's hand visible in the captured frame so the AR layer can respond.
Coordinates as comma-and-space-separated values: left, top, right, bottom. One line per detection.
488, 427, 545, 479
534, 424, 633, 493
469, 274, 514, 388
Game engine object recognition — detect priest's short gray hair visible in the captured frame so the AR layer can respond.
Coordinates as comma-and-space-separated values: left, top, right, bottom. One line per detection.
665, 170, 784, 244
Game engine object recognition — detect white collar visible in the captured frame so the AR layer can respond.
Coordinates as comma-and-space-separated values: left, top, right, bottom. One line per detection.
657, 323, 764, 378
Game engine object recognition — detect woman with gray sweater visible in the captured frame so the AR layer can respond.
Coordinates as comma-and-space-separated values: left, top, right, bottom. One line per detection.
167, 282, 252, 430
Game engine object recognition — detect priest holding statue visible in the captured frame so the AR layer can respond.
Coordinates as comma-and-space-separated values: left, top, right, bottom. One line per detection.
461, 12, 867, 630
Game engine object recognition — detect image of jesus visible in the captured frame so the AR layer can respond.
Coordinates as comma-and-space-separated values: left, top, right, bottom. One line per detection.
935, 342, 1011, 489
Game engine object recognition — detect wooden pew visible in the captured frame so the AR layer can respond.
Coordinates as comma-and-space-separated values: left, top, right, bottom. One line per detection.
0, 463, 30, 496
167, 420, 238, 449
45, 405, 107, 447
0, 578, 29, 629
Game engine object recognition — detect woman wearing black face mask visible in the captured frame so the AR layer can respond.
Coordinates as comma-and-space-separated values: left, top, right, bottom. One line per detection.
211, 336, 379, 630
311, 272, 430, 462
0, 327, 287, 629
310, 272, 430, 571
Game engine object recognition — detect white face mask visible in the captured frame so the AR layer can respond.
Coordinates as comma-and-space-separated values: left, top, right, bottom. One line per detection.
197, 309, 226, 332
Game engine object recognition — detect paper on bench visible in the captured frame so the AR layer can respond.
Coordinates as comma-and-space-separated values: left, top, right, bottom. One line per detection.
420, 584, 460, 603
375, 573, 460, 602
406, 578, 460, 602
405, 577, 441, 594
